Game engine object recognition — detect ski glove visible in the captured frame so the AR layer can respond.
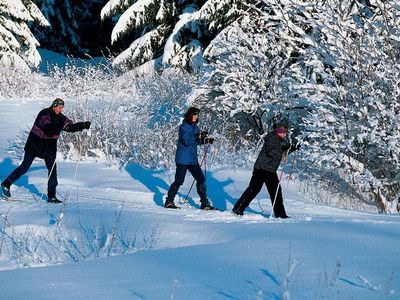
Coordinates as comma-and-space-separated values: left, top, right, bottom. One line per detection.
84, 121, 91, 129
289, 141, 301, 152
64, 122, 86, 132
197, 131, 208, 140
204, 137, 215, 144
288, 144, 301, 153
282, 143, 301, 153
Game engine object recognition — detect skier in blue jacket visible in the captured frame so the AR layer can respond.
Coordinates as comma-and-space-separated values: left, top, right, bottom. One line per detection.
165, 107, 216, 210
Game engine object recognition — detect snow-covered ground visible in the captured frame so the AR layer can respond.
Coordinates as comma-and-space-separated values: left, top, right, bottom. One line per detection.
0, 99, 399, 299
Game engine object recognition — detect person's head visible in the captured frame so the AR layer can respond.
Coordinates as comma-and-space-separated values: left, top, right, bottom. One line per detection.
274, 123, 288, 139
184, 107, 200, 124
51, 98, 64, 114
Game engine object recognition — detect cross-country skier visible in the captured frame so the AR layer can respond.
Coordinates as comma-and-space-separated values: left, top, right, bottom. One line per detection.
164, 107, 216, 210
1, 98, 91, 203
232, 123, 300, 217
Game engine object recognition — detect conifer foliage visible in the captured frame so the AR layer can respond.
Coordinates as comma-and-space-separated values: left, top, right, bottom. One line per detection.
298, 0, 400, 213
199, 0, 400, 212
0, 0, 49, 69
31, 0, 86, 56
31, 0, 112, 57
101, 0, 243, 71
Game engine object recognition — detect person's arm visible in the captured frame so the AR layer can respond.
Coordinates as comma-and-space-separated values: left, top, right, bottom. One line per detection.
63, 116, 91, 132
196, 131, 215, 145
282, 141, 301, 154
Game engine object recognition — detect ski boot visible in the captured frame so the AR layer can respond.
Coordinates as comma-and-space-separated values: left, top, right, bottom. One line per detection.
1, 182, 11, 198
48, 197, 63, 204
232, 207, 243, 216
200, 200, 217, 211
164, 201, 180, 209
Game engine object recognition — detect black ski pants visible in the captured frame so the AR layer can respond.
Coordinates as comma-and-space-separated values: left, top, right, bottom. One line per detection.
166, 163, 207, 204
4, 150, 58, 198
233, 168, 287, 217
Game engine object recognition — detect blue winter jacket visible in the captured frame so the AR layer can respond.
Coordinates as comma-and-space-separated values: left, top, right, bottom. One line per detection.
175, 120, 202, 165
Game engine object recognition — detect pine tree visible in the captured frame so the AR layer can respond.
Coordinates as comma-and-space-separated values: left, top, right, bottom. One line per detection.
196, 2, 314, 139
0, 0, 49, 69
197, 0, 400, 212
299, 0, 400, 213
31, 0, 112, 57
101, 0, 243, 71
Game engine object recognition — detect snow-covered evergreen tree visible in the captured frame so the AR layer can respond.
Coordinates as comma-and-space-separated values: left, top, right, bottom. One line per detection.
196, 2, 315, 141
197, 0, 400, 212
31, 0, 110, 57
0, 0, 49, 69
298, 0, 400, 213
31, 0, 82, 56
101, 0, 244, 71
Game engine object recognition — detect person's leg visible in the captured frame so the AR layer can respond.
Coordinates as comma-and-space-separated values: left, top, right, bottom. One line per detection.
1, 151, 36, 198
187, 164, 208, 206
264, 171, 287, 218
44, 155, 58, 199
165, 164, 187, 206
2, 151, 36, 187
232, 169, 264, 215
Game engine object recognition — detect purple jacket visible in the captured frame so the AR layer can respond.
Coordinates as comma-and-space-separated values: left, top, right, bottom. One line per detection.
25, 107, 85, 158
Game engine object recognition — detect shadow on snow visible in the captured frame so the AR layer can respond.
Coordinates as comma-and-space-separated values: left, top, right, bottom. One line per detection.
0, 157, 46, 199
125, 163, 237, 211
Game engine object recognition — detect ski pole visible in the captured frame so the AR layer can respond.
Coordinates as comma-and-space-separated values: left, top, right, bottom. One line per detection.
204, 144, 207, 187
39, 123, 86, 202
39, 155, 58, 202
38, 124, 70, 201
270, 149, 289, 218
183, 143, 210, 204
285, 138, 301, 188
286, 151, 297, 188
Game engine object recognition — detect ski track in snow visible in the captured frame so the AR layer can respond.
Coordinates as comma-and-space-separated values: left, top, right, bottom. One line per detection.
3, 184, 398, 227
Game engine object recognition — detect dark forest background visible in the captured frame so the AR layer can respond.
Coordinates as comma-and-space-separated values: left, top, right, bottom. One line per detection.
30, 0, 124, 58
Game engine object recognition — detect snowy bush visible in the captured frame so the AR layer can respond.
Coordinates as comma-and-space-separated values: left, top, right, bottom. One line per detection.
58, 69, 194, 169
0, 66, 49, 99
3, 61, 255, 171
0, 57, 122, 100
46, 58, 136, 100
0, 207, 159, 267
53, 65, 257, 170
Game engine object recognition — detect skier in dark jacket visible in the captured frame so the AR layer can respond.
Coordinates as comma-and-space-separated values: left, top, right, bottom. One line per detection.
1, 98, 91, 203
232, 123, 299, 218
164, 107, 216, 210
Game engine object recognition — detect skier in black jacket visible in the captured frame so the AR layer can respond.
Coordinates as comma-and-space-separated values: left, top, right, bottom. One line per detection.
1, 98, 91, 203
232, 123, 299, 218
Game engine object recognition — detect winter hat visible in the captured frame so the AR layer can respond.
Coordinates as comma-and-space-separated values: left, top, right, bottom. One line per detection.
184, 107, 200, 123
52, 98, 65, 107
274, 123, 288, 134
